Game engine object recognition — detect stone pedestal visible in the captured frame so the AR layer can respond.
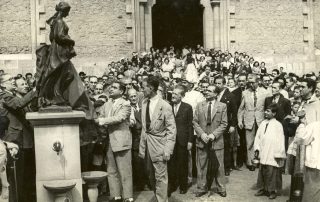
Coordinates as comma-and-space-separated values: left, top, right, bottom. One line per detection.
26, 111, 85, 202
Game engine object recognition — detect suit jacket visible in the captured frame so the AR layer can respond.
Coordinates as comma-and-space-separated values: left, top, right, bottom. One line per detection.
219, 89, 237, 128
172, 102, 194, 147
130, 106, 142, 151
98, 98, 132, 152
230, 87, 243, 109
1, 90, 37, 148
264, 94, 291, 122
237, 87, 270, 130
139, 97, 176, 162
193, 100, 228, 150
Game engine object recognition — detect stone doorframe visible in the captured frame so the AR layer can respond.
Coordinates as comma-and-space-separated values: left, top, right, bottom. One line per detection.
128, 0, 233, 52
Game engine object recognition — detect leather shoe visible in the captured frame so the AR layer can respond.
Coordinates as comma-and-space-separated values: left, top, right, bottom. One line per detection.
269, 192, 277, 200
249, 166, 255, 171
195, 191, 207, 197
255, 189, 266, 196
110, 198, 122, 202
218, 191, 227, 197
225, 170, 230, 176
180, 190, 187, 194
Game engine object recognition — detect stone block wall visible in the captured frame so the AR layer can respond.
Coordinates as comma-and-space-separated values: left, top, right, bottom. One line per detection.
314, 0, 320, 50
229, 0, 316, 74
0, 0, 318, 76
0, 0, 32, 54
0, 0, 132, 76
43, 0, 133, 76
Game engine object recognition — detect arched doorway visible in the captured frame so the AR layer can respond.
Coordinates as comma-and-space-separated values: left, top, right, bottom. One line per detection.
152, 0, 204, 49
131, 0, 230, 52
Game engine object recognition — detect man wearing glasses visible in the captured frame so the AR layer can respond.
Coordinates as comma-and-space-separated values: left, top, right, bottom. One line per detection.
193, 85, 228, 198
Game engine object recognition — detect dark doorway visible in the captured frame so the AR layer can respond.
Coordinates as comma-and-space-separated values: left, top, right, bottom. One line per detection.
152, 0, 204, 50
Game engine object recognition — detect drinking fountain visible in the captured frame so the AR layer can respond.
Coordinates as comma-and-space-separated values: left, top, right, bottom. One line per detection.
82, 171, 108, 202
44, 181, 76, 202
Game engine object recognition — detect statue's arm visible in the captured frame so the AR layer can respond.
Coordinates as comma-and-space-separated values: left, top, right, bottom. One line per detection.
54, 19, 75, 46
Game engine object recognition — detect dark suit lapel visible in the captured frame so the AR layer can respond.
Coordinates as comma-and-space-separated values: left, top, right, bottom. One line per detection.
175, 102, 184, 118
277, 95, 284, 107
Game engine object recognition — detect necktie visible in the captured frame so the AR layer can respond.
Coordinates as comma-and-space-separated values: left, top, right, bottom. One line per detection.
132, 104, 137, 112
264, 123, 269, 134
146, 100, 151, 131
174, 105, 178, 116
272, 95, 278, 103
207, 101, 212, 126
253, 91, 257, 107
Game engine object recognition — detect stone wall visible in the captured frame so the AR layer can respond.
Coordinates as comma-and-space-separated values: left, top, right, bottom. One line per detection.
314, 0, 320, 50
0, 0, 32, 54
0, 0, 318, 75
230, 0, 312, 74
42, 0, 132, 75
0, 0, 132, 76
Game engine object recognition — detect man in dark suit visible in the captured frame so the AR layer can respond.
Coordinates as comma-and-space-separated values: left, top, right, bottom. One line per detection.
0, 74, 38, 202
264, 81, 291, 122
168, 85, 193, 195
193, 84, 228, 198
264, 81, 291, 148
128, 88, 147, 191
234, 74, 247, 167
215, 76, 238, 175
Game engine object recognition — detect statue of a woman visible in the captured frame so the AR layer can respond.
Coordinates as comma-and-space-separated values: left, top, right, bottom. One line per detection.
36, 2, 87, 111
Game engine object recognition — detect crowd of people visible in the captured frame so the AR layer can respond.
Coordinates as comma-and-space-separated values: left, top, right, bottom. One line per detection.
1, 45, 320, 202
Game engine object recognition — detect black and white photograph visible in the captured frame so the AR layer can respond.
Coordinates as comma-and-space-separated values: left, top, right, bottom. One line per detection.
0, 0, 320, 201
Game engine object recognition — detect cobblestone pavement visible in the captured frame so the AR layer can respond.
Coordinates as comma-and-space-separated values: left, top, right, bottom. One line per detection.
95, 168, 291, 202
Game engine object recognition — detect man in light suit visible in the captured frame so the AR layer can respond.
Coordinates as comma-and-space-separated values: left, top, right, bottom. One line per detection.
237, 74, 270, 171
139, 76, 176, 202
96, 81, 133, 202
193, 84, 228, 198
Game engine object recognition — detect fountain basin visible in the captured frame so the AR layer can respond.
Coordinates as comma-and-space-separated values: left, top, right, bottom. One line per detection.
43, 181, 76, 194
82, 171, 108, 184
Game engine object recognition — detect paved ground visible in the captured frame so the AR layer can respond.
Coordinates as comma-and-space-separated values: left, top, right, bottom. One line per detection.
95, 168, 291, 202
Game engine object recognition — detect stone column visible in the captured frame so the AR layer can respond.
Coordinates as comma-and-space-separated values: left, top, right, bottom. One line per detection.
134, 0, 141, 51
201, 0, 214, 49
145, 0, 154, 50
139, 2, 146, 51
212, 1, 221, 49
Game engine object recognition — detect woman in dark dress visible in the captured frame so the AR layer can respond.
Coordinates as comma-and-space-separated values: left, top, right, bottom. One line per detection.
36, 2, 87, 110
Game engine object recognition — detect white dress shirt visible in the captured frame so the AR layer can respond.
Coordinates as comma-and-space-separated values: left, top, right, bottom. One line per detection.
173, 101, 181, 116
148, 95, 160, 119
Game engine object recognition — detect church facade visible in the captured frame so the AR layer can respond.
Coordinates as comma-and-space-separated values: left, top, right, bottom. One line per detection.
0, 0, 319, 75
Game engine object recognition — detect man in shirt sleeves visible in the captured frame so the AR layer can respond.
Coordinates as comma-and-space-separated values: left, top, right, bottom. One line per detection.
139, 76, 176, 202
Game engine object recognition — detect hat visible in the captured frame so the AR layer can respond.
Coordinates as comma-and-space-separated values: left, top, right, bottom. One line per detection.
79, 71, 86, 76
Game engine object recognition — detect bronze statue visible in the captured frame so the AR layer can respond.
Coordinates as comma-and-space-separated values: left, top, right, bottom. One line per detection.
35, 2, 88, 112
